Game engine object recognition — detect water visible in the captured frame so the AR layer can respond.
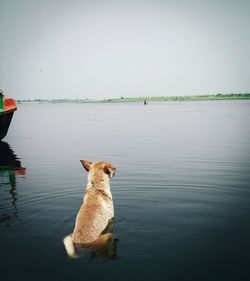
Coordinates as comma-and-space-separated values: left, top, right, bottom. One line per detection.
1, 100, 250, 281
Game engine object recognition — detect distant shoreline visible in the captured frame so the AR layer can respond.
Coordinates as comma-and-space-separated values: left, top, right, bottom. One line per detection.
18, 93, 250, 104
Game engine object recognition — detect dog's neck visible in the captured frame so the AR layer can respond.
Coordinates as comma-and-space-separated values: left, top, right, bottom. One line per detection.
86, 179, 112, 201
86, 171, 111, 194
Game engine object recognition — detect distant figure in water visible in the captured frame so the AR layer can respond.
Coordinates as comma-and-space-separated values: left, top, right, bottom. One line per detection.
144, 100, 147, 105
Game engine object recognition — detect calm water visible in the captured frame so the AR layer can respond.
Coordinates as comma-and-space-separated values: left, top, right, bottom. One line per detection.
1, 101, 250, 281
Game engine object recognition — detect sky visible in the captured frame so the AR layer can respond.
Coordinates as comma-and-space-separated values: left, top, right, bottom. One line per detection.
0, 0, 249, 100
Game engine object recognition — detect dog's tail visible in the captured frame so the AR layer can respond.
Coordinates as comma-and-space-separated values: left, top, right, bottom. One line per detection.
63, 235, 76, 258
63, 233, 115, 257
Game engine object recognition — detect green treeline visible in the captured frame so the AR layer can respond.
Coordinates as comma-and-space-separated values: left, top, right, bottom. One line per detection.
18, 93, 250, 104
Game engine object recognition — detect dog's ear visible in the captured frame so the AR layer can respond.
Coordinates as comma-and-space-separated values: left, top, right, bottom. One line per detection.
103, 163, 116, 178
80, 160, 92, 172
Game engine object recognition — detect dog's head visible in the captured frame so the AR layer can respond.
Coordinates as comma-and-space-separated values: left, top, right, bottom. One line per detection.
80, 160, 116, 179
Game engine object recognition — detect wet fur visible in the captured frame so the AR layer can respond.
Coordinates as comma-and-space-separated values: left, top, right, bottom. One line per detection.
63, 160, 116, 257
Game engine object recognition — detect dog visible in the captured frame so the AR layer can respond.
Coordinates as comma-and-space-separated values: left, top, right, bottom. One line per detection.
63, 160, 116, 258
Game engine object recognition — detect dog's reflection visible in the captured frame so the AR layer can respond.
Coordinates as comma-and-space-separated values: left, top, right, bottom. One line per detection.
89, 218, 119, 262
0, 141, 26, 226
89, 236, 119, 262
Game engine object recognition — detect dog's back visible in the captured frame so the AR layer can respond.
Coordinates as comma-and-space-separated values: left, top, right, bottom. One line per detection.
72, 188, 114, 244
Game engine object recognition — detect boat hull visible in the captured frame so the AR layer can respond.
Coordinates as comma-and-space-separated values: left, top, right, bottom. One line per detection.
0, 112, 14, 140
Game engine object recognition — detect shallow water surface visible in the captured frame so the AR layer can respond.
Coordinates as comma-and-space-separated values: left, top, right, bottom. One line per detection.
1, 101, 250, 281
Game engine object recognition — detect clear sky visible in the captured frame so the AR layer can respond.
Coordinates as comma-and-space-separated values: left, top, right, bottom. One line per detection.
0, 0, 249, 100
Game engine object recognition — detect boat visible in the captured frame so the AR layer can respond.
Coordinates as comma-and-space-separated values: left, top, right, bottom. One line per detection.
0, 90, 17, 140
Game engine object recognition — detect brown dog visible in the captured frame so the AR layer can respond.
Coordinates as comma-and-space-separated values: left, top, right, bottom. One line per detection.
63, 160, 116, 257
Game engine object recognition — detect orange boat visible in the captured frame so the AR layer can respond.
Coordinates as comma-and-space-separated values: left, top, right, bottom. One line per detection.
0, 90, 17, 140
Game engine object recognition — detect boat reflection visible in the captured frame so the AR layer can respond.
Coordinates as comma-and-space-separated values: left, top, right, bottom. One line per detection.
0, 141, 26, 227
